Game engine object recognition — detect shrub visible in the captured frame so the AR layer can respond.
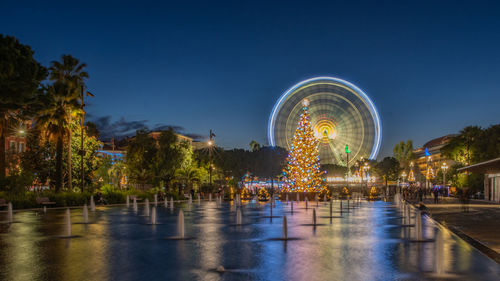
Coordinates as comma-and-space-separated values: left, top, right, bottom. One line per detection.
100, 184, 115, 194
102, 191, 125, 204
0, 188, 193, 210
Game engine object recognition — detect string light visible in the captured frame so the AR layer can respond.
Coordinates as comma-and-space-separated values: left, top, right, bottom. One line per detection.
282, 100, 325, 193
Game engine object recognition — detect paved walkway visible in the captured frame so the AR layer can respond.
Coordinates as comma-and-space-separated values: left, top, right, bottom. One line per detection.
417, 197, 500, 260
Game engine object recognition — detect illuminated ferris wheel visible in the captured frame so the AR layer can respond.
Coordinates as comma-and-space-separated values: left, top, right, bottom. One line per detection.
268, 77, 382, 165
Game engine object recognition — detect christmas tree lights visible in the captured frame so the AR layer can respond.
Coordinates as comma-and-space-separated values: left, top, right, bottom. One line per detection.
282, 99, 325, 192
408, 162, 415, 182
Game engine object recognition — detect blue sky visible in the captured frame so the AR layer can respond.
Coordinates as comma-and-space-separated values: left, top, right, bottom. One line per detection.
2, 0, 500, 158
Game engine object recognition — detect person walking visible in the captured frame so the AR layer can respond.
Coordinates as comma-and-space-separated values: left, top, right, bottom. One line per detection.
433, 187, 439, 204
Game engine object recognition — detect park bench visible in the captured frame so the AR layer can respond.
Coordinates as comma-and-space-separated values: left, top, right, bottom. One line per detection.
36, 197, 56, 207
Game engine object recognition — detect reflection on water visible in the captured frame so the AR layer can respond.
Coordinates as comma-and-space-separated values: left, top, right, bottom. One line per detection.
0, 200, 499, 281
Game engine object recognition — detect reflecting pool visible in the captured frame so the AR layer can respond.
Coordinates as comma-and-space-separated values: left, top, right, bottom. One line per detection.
0, 199, 499, 281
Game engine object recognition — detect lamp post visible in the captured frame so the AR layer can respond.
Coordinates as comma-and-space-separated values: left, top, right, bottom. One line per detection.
441, 162, 448, 187
208, 129, 215, 186
426, 156, 432, 191
401, 171, 407, 188
363, 163, 370, 192
345, 144, 350, 189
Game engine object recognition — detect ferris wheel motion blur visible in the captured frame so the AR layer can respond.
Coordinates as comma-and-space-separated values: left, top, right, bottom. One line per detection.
268, 77, 382, 165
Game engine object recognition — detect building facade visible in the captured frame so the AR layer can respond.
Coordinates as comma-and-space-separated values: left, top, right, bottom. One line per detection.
3, 120, 30, 175
459, 157, 500, 203
413, 134, 456, 180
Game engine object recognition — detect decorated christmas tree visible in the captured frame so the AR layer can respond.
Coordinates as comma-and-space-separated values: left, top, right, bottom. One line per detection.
282, 99, 325, 192
408, 162, 415, 182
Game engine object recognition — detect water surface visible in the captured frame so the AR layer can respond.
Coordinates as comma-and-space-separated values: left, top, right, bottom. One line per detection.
0, 200, 498, 281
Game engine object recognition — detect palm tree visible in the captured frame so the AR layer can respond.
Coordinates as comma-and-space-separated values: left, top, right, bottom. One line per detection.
109, 160, 126, 189
175, 167, 200, 195
249, 140, 261, 152
48, 55, 88, 191
36, 84, 79, 192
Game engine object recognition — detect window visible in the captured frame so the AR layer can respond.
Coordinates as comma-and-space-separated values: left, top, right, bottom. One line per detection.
18, 142, 24, 153
9, 141, 16, 152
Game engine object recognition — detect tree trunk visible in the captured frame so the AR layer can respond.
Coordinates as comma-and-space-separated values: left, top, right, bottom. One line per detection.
55, 136, 64, 192
0, 115, 5, 182
67, 127, 72, 191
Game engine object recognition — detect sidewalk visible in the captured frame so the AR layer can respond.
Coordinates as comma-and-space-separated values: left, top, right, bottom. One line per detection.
418, 197, 500, 262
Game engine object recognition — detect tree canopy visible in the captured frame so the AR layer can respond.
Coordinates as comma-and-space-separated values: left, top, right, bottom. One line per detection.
393, 140, 414, 168
442, 125, 500, 165
0, 35, 47, 180
374, 157, 401, 187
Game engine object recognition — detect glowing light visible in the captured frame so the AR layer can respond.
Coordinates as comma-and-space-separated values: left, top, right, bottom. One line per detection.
268, 76, 382, 160
313, 118, 337, 143
282, 104, 324, 192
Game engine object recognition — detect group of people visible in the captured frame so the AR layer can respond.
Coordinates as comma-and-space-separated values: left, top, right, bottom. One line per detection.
399, 183, 448, 204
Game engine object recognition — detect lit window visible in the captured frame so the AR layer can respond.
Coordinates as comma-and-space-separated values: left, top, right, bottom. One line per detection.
9, 141, 16, 151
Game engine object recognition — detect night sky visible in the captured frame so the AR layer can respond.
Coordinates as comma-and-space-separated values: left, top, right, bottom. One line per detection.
2, 0, 500, 158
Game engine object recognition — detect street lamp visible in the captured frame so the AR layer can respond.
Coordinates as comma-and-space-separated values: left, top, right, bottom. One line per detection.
441, 162, 448, 187
426, 156, 432, 191
208, 130, 215, 186
345, 144, 350, 189
363, 163, 370, 191
401, 171, 407, 188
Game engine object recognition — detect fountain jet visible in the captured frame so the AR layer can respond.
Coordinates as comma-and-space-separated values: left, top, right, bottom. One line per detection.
151, 206, 157, 225
83, 204, 88, 224
7, 202, 13, 223
133, 198, 138, 213
65, 208, 72, 237
178, 209, 185, 238
144, 198, 150, 216
90, 196, 96, 211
